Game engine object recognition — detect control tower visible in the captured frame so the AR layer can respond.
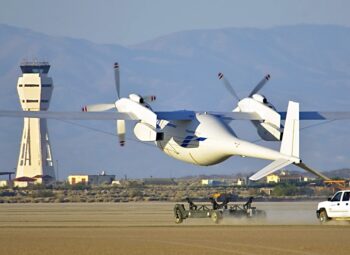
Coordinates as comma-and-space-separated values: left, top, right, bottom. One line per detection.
16, 61, 55, 181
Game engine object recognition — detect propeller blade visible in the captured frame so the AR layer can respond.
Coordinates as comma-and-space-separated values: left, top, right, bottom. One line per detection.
248, 74, 271, 97
81, 104, 115, 112
117, 119, 126, 146
143, 95, 157, 103
218, 72, 240, 101
114, 62, 120, 99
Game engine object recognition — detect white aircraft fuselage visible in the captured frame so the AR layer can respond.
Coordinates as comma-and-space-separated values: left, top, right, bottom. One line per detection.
114, 96, 299, 168
155, 113, 296, 166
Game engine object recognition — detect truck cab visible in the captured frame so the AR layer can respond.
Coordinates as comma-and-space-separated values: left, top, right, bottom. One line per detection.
317, 190, 350, 223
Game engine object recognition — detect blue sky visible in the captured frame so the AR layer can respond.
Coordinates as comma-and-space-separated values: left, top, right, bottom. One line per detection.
1, 0, 350, 45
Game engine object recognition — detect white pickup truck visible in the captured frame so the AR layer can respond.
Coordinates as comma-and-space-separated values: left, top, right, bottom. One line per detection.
317, 190, 350, 223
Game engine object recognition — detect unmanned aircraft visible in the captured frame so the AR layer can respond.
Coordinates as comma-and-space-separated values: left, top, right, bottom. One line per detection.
1, 62, 349, 181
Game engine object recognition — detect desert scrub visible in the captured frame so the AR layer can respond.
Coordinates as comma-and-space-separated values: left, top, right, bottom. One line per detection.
31, 190, 55, 198
0, 190, 16, 197
127, 189, 143, 198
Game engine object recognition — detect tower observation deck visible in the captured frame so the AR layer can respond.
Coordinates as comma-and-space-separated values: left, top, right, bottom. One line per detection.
16, 61, 55, 181
20, 61, 50, 74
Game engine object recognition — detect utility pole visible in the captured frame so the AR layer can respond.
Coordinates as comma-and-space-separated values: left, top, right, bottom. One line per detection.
56, 160, 59, 181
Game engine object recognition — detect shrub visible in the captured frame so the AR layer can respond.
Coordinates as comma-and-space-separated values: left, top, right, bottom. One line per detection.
32, 190, 55, 198
0, 190, 16, 197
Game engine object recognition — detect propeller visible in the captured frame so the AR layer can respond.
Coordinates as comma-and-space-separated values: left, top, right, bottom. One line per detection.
248, 74, 270, 97
114, 62, 120, 99
218, 72, 270, 101
113, 62, 125, 146
218, 73, 240, 101
143, 95, 157, 103
117, 119, 126, 146
82, 62, 124, 145
82, 62, 157, 146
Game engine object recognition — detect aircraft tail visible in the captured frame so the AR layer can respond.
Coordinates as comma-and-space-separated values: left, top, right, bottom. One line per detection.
249, 101, 300, 181
280, 101, 299, 158
249, 158, 293, 181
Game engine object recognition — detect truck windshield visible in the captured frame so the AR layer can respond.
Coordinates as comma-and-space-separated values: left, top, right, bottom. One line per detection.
331, 192, 342, 202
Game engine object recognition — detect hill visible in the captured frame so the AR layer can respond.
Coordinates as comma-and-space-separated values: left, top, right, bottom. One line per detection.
323, 168, 350, 179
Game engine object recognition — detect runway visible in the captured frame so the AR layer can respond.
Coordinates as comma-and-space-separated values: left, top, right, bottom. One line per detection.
0, 202, 349, 255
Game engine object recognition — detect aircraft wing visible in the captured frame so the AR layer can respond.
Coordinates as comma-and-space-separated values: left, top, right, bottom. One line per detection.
0, 110, 138, 120
3, 109, 348, 122
279, 111, 350, 120
155, 110, 196, 120
208, 111, 263, 120
155, 110, 263, 121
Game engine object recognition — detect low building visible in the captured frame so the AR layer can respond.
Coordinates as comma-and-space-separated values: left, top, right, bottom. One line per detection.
111, 180, 121, 185
0, 180, 10, 187
266, 174, 280, 183
10, 175, 54, 187
143, 178, 177, 185
68, 173, 115, 185
260, 187, 274, 196
33, 175, 55, 184
201, 179, 225, 186
233, 177, 247, 186
68, 175, 89, 185
279, 174, 304, 183
13, 177, 36, 187
266, 170, 308, 184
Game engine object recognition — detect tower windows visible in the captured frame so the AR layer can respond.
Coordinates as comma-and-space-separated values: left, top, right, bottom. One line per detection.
18, 84, 52, 88
24, 84, 39, 87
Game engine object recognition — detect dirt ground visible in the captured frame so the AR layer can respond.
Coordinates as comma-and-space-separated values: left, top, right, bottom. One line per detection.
0, 202, 349, 255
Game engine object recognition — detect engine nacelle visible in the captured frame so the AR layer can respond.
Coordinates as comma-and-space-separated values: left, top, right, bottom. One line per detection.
236, 97, 282, 141
252, 94, 267, 103
134, 122, 163, 141
255, 122, 282, 141
129, 93, 144, 104
115, 98, 157, 128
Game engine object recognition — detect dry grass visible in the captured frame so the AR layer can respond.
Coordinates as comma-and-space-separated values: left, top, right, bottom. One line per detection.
0, 202, 349, 255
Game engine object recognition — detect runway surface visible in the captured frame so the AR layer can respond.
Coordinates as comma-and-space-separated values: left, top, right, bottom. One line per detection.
0, 202, 349, 255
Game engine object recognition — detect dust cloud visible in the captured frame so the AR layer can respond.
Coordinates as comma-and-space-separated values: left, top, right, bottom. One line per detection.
218, 201, 350, 225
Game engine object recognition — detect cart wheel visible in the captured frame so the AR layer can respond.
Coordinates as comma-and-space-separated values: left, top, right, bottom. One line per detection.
175, 209, 183, 224
175, 216, 183, 224
211, 211, 222, 224
319, 210, 329, 224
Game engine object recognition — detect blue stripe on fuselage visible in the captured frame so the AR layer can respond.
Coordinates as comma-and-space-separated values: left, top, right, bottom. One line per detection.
181, 136, 207, 148
181, 135, 194, 147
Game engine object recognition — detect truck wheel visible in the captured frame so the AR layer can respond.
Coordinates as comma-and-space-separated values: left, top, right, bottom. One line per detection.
319, 210, 329, 223
211, 211, 222, 224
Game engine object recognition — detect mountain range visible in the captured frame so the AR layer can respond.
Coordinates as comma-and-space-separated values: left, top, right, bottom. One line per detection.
0, 24, 349, 179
